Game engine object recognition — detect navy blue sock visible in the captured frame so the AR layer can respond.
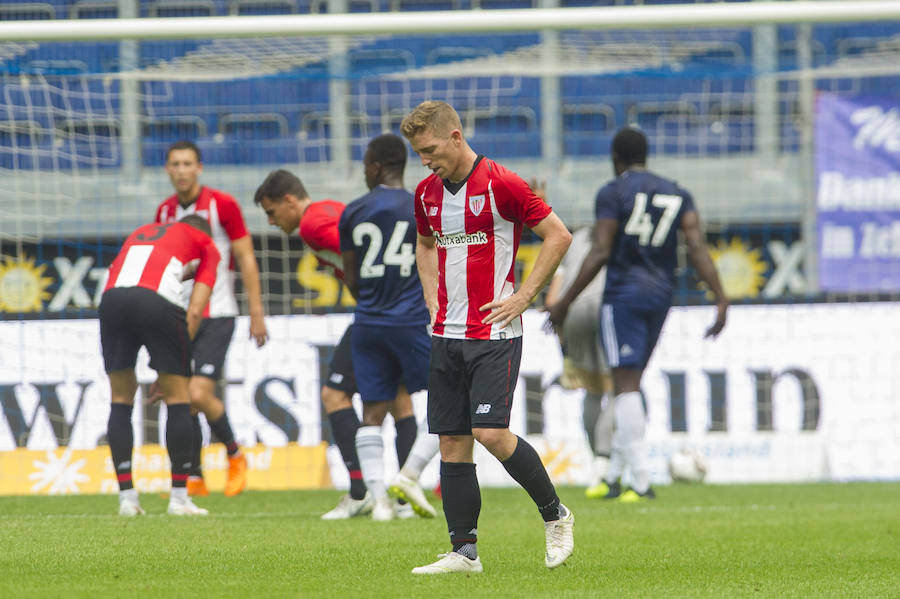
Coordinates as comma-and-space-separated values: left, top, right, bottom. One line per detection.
502, 436, 561, 522
394, 415, 417, 469
107, 403, 134, 491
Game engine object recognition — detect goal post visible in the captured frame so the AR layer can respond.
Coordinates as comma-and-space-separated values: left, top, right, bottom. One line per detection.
0, 1, 898, 40
1, 1, 900, 494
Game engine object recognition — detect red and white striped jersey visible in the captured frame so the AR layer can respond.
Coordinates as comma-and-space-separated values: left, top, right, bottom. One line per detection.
299, 199, 345, 280
414, 157, 551, 340
104, 222, 220, 308
155, 187, 249, 317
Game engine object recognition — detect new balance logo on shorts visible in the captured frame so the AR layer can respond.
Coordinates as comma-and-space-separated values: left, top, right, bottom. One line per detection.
200, 363, 215, 375
329, 373, 344, 384
475, 404, 491, 414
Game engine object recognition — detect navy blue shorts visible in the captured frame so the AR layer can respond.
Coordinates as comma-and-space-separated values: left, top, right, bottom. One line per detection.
351, 323, 430, 403
99, 287, 192, 377
427, 337, 522, 435
599, 301, 669, 369
324, 325, 357, 395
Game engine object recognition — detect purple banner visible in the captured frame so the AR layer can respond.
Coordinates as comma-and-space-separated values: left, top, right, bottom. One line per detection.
816, 93, 900, 292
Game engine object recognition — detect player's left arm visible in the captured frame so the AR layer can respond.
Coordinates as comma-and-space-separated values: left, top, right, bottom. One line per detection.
481, 211, 572, 328
231, 235, 269, 347
682, 210, 728, 338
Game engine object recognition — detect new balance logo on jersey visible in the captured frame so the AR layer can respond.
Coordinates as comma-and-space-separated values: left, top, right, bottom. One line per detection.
475, 404, 491, 414
429, 206, 438, 216
468, 194, 485, 216
620, 344, 634, 357
435, 231, 488, 248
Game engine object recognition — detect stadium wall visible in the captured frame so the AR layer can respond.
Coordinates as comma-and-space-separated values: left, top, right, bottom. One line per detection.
1, 306, 897, 496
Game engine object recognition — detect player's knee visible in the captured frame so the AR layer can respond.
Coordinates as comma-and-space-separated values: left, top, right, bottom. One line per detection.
321, 386, 352, 413
471, 427, 512, 454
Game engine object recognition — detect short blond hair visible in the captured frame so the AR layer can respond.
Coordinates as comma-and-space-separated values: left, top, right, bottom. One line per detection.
400, 100, 462, 139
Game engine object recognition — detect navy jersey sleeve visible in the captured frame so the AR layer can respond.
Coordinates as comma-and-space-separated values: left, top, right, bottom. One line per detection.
338, 206, 354, 253
594, 182, 619, 221
678, 186, 697, 222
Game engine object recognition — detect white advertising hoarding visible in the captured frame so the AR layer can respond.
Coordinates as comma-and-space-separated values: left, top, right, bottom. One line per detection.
1, 303, 898, 488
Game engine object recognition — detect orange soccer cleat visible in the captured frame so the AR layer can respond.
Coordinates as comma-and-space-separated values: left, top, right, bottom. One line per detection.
187, 476, 209, 497
224, 454, 248, 497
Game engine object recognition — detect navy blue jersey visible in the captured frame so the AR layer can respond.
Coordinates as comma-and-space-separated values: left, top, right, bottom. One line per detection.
595, 169, 695, 308
338, 185, 430, 326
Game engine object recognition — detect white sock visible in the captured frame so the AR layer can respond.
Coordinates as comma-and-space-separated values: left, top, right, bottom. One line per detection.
170, 487, 188, 502
356, 425, 387, 500
400, 431, 440, 479
614, 391, 649, 494
119, 488, 138, 504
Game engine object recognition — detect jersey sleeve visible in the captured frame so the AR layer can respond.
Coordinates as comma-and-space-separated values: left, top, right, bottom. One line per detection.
216, 194, 250, 241
192, 232, 221, 288
414, 179, 434, 236
492, 165, 551, 227
337, 206, 353, 253
594, 183, 619, 221
678, 186, 697, 220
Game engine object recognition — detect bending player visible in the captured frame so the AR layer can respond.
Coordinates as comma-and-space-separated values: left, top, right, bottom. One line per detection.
102, 215, 219, 517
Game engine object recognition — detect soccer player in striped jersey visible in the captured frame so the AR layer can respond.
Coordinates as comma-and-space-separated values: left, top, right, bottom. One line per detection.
547, 127, 728, 502
156, 140, 268, 498
402, 100, 575, 574
101, 215, 219, 516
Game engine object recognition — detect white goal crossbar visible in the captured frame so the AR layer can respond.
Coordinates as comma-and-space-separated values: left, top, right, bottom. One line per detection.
0, 1, 898, 41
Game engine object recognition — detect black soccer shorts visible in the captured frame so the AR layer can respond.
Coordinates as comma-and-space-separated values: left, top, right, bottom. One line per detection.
427, 336, 522, 435
191, 317, 235, 380
99, 287, 192, 377
323, 324, 358, 395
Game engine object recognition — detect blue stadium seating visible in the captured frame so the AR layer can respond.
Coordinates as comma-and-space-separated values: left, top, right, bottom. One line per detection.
0, 3, 898, 167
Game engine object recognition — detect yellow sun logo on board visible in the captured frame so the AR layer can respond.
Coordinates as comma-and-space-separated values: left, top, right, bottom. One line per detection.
708, 237, 767, 299
0, 254, 54, 312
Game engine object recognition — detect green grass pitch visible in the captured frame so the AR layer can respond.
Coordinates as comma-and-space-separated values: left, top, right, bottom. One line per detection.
1, 483, 897, 598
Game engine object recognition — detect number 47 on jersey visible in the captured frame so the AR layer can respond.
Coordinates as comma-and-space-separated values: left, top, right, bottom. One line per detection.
624, 193, 683, 247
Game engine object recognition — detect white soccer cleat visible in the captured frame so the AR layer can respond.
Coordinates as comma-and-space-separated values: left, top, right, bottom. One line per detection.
371, 497, 395, 521
118, 499, 145, 517
388, 473, 437, 518
320, 493, 374, 520
411, 552, 483, 575
394, 501, 416, 520
167, 497, 209, 516
544, 504, 574, 569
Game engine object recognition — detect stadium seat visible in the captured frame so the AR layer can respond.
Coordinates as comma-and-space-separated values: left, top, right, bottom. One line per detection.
0, 3, 56, 21
146, 0, 217, 17
68, 0, 119, 19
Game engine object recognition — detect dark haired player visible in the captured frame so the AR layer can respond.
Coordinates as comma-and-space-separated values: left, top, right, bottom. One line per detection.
338, 133, 435, 521
548, 126, 728, 502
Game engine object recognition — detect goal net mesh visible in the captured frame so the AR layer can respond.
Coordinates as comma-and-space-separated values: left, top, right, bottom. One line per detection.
1, 4, 899, 492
